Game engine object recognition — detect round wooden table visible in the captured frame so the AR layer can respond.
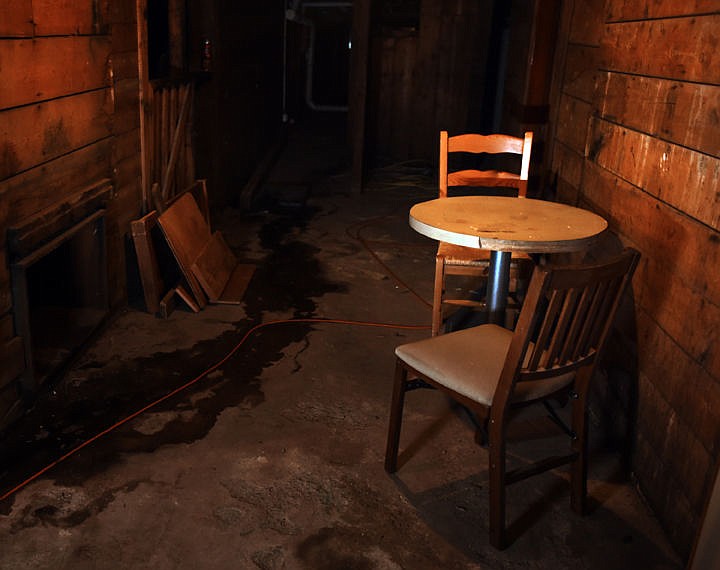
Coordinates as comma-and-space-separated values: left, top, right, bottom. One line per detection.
409, 196, 608, 325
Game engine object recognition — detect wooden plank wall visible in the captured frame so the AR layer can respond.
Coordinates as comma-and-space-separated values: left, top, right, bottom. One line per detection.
367, 0, 494, 164
0, 0, 142, 428
546, 0, 720, 559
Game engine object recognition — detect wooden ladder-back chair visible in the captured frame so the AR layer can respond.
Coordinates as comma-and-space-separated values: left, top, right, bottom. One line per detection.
385, 248, 640, 549
433, 130, 534, 336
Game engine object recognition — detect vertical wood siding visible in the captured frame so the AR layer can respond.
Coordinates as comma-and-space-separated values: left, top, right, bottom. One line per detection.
367, 0, 493, 163
548, 0, 720, 558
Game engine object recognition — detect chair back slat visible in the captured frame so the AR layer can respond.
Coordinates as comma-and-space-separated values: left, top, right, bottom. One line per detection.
572, 282, 603, 360
558, 285, 594, 363
527, 289, 563, 370
439, 130, 533, 199
501, 249, 640, 391
545, 288, 582, 367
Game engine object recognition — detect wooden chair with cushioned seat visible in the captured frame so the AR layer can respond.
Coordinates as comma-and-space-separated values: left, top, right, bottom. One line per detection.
385, 248, 640, 549
433, 130, 534, 335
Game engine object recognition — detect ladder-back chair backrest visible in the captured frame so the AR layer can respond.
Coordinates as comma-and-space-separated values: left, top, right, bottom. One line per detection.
439, 131, 533, 198
494, 248, 640, 408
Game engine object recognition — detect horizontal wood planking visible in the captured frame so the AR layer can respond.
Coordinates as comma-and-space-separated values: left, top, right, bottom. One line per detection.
0, 140, 113, 223
598, 72, 720, 157
0, 89, 113, 180
639, 257, 720, 381
601, 16, 720, 84
636, 374, 713, 514
568, 0, 605, 46
581, 162, 720, 308
0, 37, 111, 110
31, 0, 109, 36
562, 44, 599, 103
634, 423, 698, 558
606, 0, 720, 22
589, 118, 720, 229
0, 0, 33, 37
555, 93, 592, 154
637, 307, 720, 458
551, 140, 584, 189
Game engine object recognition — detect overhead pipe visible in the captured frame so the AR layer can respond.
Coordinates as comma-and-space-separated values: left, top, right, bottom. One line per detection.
284, 0, 352, 114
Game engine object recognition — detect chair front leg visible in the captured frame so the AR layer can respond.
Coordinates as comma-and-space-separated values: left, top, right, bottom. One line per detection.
385, 359, 409, 473
570, 369, 592, 514
488, 416, 508, 549
431, 255, 446, 336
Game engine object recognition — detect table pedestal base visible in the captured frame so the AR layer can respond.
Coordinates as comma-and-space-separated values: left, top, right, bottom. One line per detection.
487, 251, 511, 326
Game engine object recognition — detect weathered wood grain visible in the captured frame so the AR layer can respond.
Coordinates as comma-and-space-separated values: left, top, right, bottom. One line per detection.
598, 72, 720, 157
634, 426, 699, 558
562, 44, 599, 104
602, 16, 720, 84
568, 0, 605, 46
639, 256, 720, 382
0, 90, 113, 180
555, 93, 592, 153
637, 307, 720, 455
551, 140, 584, 189
581, 162, 720, 307
0, 37, 111, 109
636, 369, 713, 518
31, 0, 108, 36
589, 118, 720, 229
606, 0, 720, 22
0, 140, 113, 223
0, 0, 33, 37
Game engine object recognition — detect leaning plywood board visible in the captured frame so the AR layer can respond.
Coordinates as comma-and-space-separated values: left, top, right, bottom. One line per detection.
191, 231, 255, 304
157, 193, 209, 308
130, 210, 163, 314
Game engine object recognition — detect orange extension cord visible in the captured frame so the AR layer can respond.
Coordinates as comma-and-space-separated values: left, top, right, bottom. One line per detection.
0, 319, 430, 503
1, 209, 435, 503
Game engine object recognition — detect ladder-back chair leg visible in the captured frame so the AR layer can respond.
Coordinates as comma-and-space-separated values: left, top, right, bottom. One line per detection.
385, 360, 409, 473
431, 255, 446, 336
488, 418, 508, 549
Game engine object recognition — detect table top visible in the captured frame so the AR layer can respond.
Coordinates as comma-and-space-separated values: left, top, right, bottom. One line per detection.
409, 196, 608, 253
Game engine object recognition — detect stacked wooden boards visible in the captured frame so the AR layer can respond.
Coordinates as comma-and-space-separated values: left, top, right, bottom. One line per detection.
158, 192, 255, 306
131, 184, 254, 316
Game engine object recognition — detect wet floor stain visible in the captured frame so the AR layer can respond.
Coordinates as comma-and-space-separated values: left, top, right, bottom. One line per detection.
0, 200, 345, 511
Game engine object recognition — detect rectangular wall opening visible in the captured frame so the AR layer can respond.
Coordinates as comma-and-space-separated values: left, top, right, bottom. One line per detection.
11, 210, 108, 393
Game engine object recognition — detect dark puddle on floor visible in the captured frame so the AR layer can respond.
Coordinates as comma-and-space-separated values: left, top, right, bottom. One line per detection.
0, 200, 345, 513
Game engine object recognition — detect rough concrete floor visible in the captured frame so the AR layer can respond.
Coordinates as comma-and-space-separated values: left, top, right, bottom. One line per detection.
0, 119, 683, 569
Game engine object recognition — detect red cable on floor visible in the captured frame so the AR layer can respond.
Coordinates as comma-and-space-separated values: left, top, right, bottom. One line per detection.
0, 317, 429, 503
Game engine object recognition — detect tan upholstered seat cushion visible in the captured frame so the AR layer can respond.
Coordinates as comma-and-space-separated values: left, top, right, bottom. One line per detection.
395, 324, 575, 406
